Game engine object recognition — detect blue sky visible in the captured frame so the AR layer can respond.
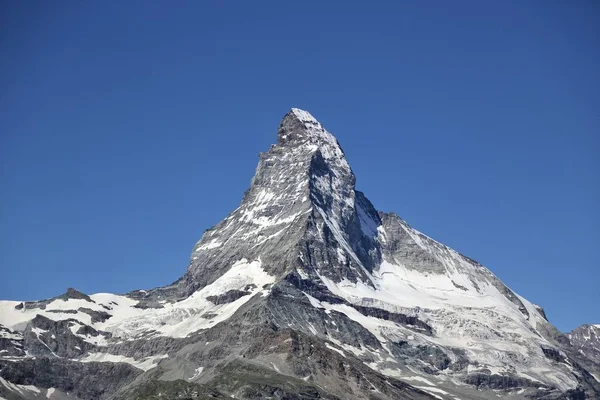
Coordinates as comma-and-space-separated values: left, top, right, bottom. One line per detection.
1, 1, 598, 332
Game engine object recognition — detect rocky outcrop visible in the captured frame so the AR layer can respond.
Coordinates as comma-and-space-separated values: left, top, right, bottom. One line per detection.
569, 324, 600, 363
0, 358, 141, 400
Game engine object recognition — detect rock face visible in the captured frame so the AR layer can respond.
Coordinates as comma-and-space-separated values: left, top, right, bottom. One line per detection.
569, 325, 600, 363
0, 109, 598, 400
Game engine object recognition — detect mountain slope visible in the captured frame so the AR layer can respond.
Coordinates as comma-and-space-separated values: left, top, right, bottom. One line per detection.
569, 325, 600, 363
1, 109, 598, 400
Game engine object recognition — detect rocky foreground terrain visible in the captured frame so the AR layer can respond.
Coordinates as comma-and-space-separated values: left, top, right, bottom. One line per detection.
1, 109, 598, 400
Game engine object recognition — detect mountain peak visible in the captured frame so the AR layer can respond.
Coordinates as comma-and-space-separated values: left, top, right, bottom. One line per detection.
277, 108, 352, 180
278, 108, 339, 149
289, 107, 318, 123
179, 108, 361, 288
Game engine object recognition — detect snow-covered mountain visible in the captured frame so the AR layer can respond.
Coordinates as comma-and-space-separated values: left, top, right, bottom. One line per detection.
1, 109, 598, 400
569, 325, 600, 363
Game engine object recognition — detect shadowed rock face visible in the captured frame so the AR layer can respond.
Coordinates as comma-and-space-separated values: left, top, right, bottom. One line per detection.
0, 358, 141, 400
1, 109, 598, 400
0, 325, 25, 357
180, 108, 381, 294
206, 289, 252, 305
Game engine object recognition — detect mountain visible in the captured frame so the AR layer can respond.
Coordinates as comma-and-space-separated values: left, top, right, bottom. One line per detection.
1, 108, 598, 400
569, 325, 600, 363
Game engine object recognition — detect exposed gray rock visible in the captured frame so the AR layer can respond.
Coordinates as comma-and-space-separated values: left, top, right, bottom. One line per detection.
23, 315, 95, 358
541, 346, 565, 363
12, 288, 94, 313
569, 324, 600, 363
0, 324, 25, 358
78, 307, 111, 323
465, 372, 550, 390
58, 288, 94, 303
47, 309, 78, 314
0, 358, 141, 400
206, 289, 252, 305
389, 342, 452, 372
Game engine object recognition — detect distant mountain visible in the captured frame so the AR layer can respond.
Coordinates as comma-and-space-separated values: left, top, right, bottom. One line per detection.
569, 325, 600, 362
1, 109, 598, 400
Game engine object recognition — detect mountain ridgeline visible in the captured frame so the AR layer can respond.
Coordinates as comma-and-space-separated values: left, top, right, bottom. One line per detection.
1, 109, 598, 400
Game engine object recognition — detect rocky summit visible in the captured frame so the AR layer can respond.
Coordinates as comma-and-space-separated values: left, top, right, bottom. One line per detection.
1, 109, 598, 400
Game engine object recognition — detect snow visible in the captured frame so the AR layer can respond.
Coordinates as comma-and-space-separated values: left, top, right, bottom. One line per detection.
296, 268, 309, 280
328, 337, 370, 358
356, 203, 378, 238
304, 292, 395, 343
31, 327, 47, 336
0, 108, 588, 396
325, 342, 346, 357
102, 258, 275, 339
46, 388, 55, 398
317, 255, 547, 343
197, 239, 222, 250
45, 298, 91, 311
0, 294, 139, 332
248, 211, 305, 228
0, 329, 21, 340
375, 367, 403, 378
415, 386, 449, 395
24, 385, 40, 393
188, 367, 204, 381
306, 217, 580, 392
79, 352, 168, 371
0, 377, 42, 396
315, 207, 365, 270
0, 259, 275, 342
270, 363, 281, 373
290, 108, 318, 124
286, 108, 351, 177
414, 386, 447, 400
402, 376, 436, 385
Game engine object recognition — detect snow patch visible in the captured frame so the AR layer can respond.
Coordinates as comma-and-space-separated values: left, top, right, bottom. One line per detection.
414, 386, 447, 400
79, 353, 168, 371
402, 376, 436, 385
291, 108, 318, 124
325, 342, 346, 357
188, 367, 204, 381
271, 362, 281, 373
296, 268, 309, 280
0, 377, 42, 396
197, 239, 222, 250
356, 203, 378, 238
31, 327, 47, 336
0, 329, 21, 340
0, 261, 274, 342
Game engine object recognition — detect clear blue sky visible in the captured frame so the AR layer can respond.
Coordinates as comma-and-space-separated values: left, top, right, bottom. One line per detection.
1, 1, 598, 332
